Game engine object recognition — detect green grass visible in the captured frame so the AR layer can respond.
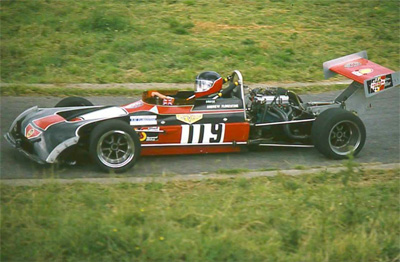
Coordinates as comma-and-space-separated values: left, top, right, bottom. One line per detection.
216, 168, 251, 174
1, 165, 399, 261
0, 83, 349, 97
1, 0, 399, 84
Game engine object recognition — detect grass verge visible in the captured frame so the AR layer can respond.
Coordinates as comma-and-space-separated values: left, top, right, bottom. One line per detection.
1, 164, 399, 261
0, 84, 348, 97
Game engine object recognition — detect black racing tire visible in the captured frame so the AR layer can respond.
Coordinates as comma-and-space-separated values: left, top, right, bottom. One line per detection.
311, 108, 366, 159
89, 120, 141, 173
55, 97, 93, 107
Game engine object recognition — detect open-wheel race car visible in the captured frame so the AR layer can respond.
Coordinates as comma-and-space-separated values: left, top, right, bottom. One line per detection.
5, 51, 399, 172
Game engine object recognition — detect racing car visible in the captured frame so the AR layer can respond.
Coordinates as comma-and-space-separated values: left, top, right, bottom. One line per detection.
5, 51, 399, 172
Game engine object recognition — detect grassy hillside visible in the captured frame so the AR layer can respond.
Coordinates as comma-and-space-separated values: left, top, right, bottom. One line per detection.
1, 0, 399, 84
1, 166, 399, 261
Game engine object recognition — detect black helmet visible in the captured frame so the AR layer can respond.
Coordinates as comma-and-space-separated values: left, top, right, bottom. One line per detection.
194, 71, 223, 98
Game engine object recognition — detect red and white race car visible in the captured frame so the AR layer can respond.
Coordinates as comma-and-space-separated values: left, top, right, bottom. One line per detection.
5, 51, 399, 172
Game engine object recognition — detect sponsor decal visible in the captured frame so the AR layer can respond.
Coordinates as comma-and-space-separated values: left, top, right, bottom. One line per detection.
181, 123, 225, 144
139, 132, 147, 142
176, 114, 203, 124
135, 127, 161, 132
370, 76, 386, 92
124, 101, 143, 109
135, 127, 161, 142
145, 136, 159, 142
142, 127, 161, 132
366, 74, 393, 94
352, 68, 373, 77
130, 115, 157, 126
27, 129, 34, 138
344, 62, 362, 68
25, 124, 41, 139
163, 97, 175, 106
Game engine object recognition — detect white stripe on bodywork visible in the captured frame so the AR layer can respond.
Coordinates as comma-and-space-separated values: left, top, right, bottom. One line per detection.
80, 107, 127, 121
180, 125, 190, 144
142, 142, 247, 147
46, 137, 80, 163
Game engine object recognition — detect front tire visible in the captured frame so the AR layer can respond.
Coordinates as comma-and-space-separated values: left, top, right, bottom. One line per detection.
312, 108, 366, 159
55, 97, 93, 107
89, 120, 141, 173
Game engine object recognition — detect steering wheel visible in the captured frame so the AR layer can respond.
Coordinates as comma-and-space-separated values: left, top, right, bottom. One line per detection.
213, 74, 239, 99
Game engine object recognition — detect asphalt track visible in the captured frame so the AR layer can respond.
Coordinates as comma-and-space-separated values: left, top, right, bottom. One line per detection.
1, 89, 399, 179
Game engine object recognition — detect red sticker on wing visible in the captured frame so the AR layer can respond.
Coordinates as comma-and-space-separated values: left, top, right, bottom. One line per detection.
25, 124, 42, 139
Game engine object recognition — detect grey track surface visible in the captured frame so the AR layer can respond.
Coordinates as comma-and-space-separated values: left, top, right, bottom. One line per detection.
1, 89, 399, 179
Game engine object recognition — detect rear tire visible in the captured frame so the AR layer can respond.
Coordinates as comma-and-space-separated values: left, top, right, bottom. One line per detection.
89, 120, 141, 173
55, 97, 93, 107
312, 108, 366, 159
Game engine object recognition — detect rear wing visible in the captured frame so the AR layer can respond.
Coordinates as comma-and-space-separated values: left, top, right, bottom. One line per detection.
323, 51, 399, 97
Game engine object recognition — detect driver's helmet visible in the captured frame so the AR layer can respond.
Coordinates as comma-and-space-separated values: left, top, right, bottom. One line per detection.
194, 71, 223, 98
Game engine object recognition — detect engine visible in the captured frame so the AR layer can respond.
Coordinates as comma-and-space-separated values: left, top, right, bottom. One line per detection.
253, 94, 289, 105
246, 87, 313, 140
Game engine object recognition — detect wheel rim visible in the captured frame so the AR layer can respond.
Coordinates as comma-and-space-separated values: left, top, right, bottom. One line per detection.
96, 130, 135, 168
328, 120, 361, 156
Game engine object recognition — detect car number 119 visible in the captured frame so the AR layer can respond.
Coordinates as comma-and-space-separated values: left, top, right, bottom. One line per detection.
181, 124, 225, 144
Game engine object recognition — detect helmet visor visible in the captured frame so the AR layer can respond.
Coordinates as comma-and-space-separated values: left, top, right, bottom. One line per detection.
195, 79, 214, 92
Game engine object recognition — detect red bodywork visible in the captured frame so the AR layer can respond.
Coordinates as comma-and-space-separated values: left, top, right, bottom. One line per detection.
122, 93, 250, 156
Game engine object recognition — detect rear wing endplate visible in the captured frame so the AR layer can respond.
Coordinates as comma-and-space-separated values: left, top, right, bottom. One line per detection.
323, 51, 399, 97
